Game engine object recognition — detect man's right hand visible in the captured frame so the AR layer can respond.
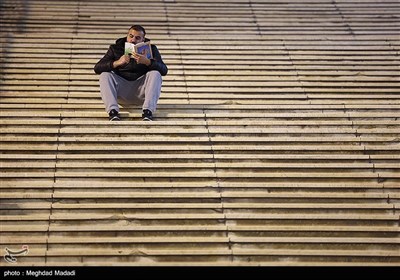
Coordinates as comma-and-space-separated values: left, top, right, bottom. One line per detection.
113, 54, 130, 68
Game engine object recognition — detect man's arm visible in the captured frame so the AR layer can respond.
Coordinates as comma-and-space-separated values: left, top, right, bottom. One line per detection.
94, 46, 129, 74
148, 45, 168, 76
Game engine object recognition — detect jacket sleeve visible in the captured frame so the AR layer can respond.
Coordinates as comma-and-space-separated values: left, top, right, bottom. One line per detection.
148, 45, 168, 76
94, 46, 116, 74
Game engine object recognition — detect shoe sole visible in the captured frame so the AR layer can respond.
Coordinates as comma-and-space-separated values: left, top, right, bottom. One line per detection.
109, 116, 121, 121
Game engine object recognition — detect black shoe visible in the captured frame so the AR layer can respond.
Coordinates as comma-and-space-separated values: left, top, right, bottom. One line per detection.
108, 109, 121, 121
142, 109, 153, 121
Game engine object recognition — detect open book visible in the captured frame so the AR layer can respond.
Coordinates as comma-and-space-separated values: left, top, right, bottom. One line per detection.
125, 41, 153, 59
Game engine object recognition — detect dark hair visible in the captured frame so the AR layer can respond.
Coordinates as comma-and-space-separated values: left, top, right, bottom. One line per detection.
130, 25, 146, 36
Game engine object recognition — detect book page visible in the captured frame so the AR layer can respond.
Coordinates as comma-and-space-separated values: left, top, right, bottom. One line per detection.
134, 42, 153, 59
124, 42, 134, 55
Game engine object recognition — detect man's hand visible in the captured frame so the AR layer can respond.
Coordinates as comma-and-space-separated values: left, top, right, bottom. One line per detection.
132, 51, 151, 66
113, 54, 131, 68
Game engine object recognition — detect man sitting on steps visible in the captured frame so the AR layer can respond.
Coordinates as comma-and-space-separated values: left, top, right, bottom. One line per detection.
94, 25, 168, 121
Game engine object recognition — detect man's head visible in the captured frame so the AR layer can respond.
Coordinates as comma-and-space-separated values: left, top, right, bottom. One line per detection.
126, 25, 146, 44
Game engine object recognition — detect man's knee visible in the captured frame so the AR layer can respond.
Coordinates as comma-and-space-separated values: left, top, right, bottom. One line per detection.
147, 70, 162, 82
99, 71, 113, 82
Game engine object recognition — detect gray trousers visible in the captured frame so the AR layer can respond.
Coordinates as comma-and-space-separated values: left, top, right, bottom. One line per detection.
99, 70, 162, 113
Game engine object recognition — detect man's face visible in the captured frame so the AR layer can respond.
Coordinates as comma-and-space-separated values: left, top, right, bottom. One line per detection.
127, 29, 145, 44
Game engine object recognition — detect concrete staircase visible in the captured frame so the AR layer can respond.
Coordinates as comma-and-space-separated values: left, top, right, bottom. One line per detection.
1, 0, 399, 266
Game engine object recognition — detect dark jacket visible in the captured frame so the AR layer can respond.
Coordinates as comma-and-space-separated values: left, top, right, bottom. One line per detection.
94, 37, 168, 81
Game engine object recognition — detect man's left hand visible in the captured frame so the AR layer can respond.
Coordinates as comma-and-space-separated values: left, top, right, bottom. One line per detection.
132, 52, 151, 66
